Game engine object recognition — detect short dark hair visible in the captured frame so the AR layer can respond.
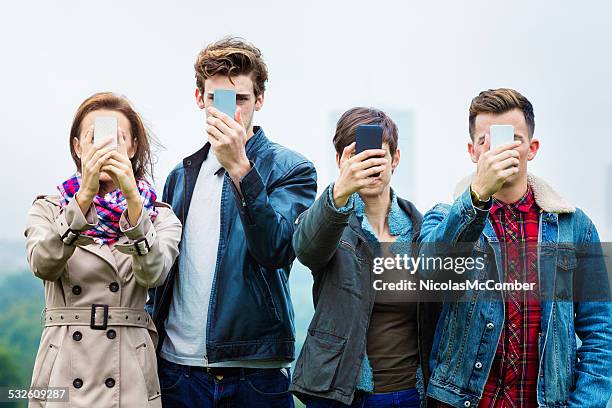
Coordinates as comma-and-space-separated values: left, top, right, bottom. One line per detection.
194, 37, 268, 97
333, 107, 398, 156
469, 88, 535, 139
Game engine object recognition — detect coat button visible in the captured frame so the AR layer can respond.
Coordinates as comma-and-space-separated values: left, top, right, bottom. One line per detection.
105, 378, 115, 388
106, 329, 116, 339
72, 285, 82, 295
72, 331, 82, 341
464, 401, 471, 407
486, 322, 494, 330
109, 282, 120, 292
474, 361, 483, 369
73, 378, 83, 389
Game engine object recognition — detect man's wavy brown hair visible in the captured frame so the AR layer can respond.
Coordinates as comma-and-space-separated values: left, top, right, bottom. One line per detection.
194, 37, 268, 97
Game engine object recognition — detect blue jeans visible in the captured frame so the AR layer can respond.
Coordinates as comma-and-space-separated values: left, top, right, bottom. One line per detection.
306, 388, 420, 408
158, 357, 294, 408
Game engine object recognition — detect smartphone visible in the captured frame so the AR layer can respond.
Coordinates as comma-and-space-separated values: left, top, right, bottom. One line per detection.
355, 124, 384, 177
214, 89, 236, 119
489, 124, 514, 150
93, 116, 118, 149
355, 124, 383, 154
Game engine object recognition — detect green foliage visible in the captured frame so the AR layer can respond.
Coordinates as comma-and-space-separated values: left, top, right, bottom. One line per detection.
0, 271, 44, 390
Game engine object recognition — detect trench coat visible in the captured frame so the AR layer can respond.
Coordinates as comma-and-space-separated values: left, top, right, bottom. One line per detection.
24, 195, 181, 407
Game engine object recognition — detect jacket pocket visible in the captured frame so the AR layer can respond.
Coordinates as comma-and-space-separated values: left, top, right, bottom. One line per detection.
134, 338, 162, 402
557, 247, 577, 271
254, 266, 282, 322
296, 330, 346, 392
555, 247, 577, 301
31, 342, 60, 399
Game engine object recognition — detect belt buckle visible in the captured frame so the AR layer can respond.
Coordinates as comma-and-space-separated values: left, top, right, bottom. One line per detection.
90, 304, 109, 330
206, 367, 224, 381
134, 237, 151, 256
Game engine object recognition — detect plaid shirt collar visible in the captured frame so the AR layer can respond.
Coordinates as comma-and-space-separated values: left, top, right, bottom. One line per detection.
491, 186, 536, 215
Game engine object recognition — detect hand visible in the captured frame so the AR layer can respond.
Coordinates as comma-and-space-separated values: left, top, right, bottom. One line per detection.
100, 128, 142, 225
332, 143, 388, 207
75, 125, 116, 214
471, 134, 521, 202
206, 106, 251, 183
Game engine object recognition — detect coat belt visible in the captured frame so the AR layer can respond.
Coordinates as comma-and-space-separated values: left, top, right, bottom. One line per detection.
43, 306, 151, 329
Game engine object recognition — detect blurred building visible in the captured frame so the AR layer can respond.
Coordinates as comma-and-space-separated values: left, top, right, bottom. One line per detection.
607, 164, 612, 232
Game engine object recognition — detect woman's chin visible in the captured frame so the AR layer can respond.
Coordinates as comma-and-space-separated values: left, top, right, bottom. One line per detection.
99, 172, 113, 183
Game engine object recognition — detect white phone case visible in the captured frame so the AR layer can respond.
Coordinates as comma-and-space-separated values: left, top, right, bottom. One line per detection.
490, 124, 514, 149
94, 116, 118, 149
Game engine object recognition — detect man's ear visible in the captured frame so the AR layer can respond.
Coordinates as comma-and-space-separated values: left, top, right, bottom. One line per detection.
254, 92, 264, 112
468, 140, 478, 163
335, 152, 341, 168
195, 88, 205, 109
391, 148, 401, 171
527, 137, 540, 161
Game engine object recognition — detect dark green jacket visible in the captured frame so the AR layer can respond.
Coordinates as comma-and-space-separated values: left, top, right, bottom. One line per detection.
290, 185, 440, 406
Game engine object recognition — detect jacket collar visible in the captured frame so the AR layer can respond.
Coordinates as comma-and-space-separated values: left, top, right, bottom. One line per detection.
347, 190, 423, 242
182, 126, 266, 170
353, 190, 413, 243
452, 172, 575, 214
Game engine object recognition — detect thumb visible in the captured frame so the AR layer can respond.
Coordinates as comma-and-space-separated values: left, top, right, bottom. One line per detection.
483, 133, 491, 152
117, 128, 128, 155
235, 107, 245, 129
341, 142, 356, 164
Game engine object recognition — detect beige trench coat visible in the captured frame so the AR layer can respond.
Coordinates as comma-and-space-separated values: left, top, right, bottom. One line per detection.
24, 195, 181, 408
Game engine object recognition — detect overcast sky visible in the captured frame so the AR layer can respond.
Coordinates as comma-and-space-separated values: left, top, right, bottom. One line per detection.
2, 0, 611, 241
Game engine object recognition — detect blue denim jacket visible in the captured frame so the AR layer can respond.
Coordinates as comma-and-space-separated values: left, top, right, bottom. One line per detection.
417, 174, 612, 408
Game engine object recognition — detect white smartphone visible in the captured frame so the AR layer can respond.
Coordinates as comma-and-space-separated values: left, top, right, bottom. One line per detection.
93, 116, 118, 149
489, 125, 514, 149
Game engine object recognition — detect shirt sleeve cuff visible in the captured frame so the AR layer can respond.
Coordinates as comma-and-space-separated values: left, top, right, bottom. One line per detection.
327, 183, 354, 214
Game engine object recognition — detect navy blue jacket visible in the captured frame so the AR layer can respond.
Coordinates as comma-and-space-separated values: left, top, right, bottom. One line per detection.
146, 127, 317, 363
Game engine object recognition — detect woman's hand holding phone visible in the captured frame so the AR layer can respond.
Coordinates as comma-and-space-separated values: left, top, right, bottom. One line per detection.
75, 125, 115, 216
100, 128, 142, 225
332, 142, 387, 208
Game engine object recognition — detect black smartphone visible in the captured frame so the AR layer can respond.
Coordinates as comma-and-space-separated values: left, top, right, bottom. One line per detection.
355, 124, 383, 154
355, 124, 384, 177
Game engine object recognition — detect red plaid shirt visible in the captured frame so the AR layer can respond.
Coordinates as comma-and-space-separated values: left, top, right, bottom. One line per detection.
438, 187, 541, 408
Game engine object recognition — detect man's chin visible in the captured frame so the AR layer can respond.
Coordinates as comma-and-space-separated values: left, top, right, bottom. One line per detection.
359, 183, 387, 198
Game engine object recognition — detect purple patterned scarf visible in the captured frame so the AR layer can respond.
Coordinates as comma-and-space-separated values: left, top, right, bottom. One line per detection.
57, 173, 159, 245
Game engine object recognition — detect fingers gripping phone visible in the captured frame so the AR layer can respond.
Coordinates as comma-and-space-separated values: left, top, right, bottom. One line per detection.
93, 116, 118, 149
355, 124, 384, 177
214, 89, 237, 119
490, 124, 514, 149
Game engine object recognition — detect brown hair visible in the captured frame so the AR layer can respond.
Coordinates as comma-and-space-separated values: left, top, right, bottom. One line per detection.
469, 88, 535, 139
194, 37, 268, 97
333, 107, 399, 156
69, 92, 154, 181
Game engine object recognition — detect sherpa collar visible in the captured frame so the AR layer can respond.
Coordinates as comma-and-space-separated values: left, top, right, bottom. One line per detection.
354, 190, 413, 242
452, 172, 575, 214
